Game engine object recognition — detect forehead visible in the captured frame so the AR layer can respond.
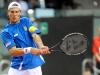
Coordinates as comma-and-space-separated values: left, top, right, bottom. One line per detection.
8, 7, 21, 12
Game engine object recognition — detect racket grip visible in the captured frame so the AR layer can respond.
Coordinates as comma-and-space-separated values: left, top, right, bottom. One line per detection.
49, 49, 54, 52
49, 49, 63, 52
49, 48, 53, 51
49, 48, 58, 52
49, 48, 56, 52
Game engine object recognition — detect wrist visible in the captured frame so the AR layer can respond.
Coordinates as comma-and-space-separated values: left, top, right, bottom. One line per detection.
23, 47, 32, 54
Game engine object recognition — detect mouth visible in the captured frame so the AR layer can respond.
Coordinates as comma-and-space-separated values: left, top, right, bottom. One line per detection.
12, 17, 18, 19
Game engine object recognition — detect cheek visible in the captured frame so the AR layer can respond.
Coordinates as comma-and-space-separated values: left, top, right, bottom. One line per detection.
8, 13, 13, 18
18, 14, 21, 17
16, 14, 21, 19
18, 13, 21, 17
8, 14, 12, 20
7, 13, 10, 17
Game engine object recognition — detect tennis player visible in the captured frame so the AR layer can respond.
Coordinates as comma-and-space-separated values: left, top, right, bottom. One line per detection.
1, 1, 50, 75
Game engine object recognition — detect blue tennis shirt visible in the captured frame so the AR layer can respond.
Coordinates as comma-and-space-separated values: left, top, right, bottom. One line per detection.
1, 17, 45, 70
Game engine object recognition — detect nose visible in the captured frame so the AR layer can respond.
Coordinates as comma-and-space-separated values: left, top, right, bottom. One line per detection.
13, 12, 17, 16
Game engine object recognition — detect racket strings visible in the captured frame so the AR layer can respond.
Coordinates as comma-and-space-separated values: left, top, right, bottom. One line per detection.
60, 34, 87, 55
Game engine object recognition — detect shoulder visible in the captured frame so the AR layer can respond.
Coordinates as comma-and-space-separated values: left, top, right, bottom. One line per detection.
0, 29, 11, 39
20, 17, 36, 23
20, 17, 30, 22
0, 24, 11, 37
1, 28, 9, 34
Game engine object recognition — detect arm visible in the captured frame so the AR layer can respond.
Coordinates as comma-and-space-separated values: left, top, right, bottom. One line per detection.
9, 46, 24, 56
32, 34, 44, 48
32, 34, 50, 54
27, 20, 50, 54
4, 33, 49, 56
9, 46, 43, 57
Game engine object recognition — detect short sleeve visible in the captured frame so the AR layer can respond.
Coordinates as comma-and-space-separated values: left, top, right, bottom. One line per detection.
1, 31, 16, 50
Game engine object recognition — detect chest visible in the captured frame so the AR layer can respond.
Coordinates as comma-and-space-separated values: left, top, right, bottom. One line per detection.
10, 24, 30, 41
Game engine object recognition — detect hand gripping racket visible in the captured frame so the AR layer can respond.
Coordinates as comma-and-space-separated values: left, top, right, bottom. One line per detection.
49, 32, 87, 55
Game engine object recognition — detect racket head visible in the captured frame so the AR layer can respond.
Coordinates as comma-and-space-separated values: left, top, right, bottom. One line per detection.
60, 33, 87, 55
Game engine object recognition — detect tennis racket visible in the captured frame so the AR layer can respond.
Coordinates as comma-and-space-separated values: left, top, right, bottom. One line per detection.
49, 32, 88, 55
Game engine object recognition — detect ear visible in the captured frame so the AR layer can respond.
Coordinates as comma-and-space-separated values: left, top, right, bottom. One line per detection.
7, 11, 10, 18
19, 10, 22, 16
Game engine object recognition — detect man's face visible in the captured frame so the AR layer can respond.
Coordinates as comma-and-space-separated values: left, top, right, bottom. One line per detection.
8, 8, 21, 23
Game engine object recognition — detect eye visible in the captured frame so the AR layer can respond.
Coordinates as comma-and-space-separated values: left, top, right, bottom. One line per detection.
15, 11, 19, 13
11, 11, 14, 13
10, 10, 19, 13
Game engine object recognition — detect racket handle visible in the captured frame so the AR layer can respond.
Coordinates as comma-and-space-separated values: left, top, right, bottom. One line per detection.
50, 49, 55, 52
49, 47, 64, 53
49, 48, 55, 51
49, 48, 58, 52
49, 49, 64, 53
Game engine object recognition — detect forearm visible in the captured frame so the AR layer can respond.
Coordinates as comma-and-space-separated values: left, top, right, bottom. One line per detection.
9, 47, 41, 57
32, 34, 44, 48
9, 47, 24, 57
32, 34, 50, 54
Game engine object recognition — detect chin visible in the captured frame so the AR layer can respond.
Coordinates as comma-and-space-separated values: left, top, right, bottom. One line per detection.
11, 20, 19, 23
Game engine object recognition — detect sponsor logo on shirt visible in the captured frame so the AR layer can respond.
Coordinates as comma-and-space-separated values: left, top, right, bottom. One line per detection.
23, 26, 27, 31
14, 33, 18, 37
5, 42, 11, 47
